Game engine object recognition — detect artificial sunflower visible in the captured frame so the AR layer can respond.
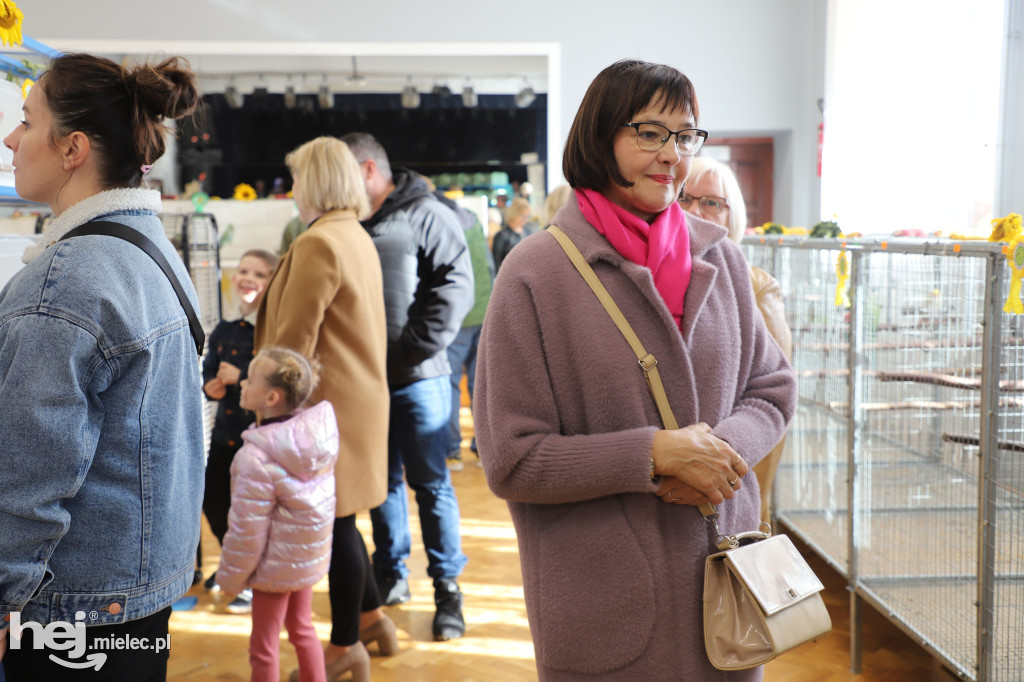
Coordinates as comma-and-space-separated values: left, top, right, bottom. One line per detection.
0, 0, 24, 48
233, 183, 257, 201
989, 213, 1023, 243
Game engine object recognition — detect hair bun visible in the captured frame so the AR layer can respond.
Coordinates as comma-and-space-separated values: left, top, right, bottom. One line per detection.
127, 57, 200, 121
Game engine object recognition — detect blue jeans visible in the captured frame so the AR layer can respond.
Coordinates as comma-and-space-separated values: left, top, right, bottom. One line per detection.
370, 375, 468, 581
446, 325, 482, 456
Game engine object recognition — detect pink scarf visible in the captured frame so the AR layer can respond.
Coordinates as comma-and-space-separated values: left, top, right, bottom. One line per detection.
576, 188, 692, 326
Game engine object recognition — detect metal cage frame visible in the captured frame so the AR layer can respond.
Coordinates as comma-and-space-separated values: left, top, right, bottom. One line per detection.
743, 236, 1023, 681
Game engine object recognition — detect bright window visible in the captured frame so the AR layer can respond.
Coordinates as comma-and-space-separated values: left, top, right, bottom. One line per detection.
821, 0, 1005, 236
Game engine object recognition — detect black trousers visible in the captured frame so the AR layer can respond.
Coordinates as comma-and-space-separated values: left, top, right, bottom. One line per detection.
3, 607, 171, 682
202, 440, 238, 546
328, 515, 382, 646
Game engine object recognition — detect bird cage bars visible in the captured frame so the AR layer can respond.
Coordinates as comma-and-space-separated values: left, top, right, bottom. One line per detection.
160, 212, 222, 453
742, 236, 1024, 681
159, 212, 222, 333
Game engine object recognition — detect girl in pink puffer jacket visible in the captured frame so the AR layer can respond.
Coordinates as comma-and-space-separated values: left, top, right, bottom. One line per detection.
217, 347, 337, 682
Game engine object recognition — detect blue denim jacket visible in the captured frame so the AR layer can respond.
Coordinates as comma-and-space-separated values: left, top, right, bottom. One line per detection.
0, 199, 204, 626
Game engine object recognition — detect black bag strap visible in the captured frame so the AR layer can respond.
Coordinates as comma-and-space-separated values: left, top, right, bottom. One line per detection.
59, 220, 205, 356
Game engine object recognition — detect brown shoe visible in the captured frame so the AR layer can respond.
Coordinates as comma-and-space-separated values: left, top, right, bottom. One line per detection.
290, 641, 370, 682
359, 613, 399, 656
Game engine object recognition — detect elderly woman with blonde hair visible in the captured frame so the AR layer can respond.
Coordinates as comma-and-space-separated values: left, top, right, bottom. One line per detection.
255, 136, 395, 682
681, 155, 792, 523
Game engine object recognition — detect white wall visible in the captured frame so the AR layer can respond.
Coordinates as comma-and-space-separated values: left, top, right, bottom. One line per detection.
21, 0, 828, 225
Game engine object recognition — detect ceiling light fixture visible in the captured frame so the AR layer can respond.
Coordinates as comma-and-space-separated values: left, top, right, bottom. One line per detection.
224, 79, 243, 109
515, 79, 537, 108
431, 83, 452, 98
318, 74, 333, 109
251, 74, 269, 99
347, 56, 367, 87
284, 82, 297, 109
401, 79, 420, 109
461, 84, 478, 108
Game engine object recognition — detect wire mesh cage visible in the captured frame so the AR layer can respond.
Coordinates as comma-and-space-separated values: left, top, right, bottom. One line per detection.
160, 212, 222, 454
160, 212, 222, 333
743, 237, 1024, 681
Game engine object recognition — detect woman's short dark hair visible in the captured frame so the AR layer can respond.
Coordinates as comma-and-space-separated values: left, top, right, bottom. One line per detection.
563, 59, 699, 192
40, 53, 200, 189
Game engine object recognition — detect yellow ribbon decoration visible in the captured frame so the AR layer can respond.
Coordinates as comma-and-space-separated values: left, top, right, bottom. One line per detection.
987, 213, 1024, 314
1004, 240, 1024, 315
835, 251, 851, 307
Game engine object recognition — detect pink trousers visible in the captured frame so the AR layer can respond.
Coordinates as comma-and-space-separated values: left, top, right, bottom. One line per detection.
249, 587, 326, 682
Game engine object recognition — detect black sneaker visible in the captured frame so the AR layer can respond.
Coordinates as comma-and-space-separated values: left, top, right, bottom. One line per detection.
225, 589, 253, 615
204, 570, 220, 592
378, 574, 411, 606
192, 569, 204, 586
432, 578, 465, 641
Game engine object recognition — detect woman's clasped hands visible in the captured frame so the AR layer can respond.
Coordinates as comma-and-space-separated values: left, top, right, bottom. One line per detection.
650, 423, 748, 506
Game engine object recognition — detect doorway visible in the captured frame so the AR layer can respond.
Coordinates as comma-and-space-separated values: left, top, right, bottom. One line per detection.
701, 137, 774, 229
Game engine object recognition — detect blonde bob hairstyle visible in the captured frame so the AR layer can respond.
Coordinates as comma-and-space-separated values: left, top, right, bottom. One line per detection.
286, 136, 370, 220
685, 156, 747, 243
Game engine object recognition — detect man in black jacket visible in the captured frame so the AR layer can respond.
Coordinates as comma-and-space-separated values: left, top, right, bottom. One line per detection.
341, 132, 474, 641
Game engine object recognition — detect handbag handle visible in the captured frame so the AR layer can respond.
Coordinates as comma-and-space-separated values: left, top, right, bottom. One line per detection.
547, 225, 717, 519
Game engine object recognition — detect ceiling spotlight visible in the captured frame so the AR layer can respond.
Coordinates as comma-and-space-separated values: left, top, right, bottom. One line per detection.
401, 83, 420, 109
461, 85, 478, 108
515, 81, 537, 108
224, 82, 243, 109
250, 73, 268, 99
431, 83, 452, 98
318, 77, 333, 109
284, 84, 297, 109
346, 56, 368, 87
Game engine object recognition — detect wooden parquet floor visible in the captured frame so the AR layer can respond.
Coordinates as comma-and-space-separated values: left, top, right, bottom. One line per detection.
167, 409, 960, 681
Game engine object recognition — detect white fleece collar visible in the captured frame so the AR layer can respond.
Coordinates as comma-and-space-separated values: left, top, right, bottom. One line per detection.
23, 188, 162, 264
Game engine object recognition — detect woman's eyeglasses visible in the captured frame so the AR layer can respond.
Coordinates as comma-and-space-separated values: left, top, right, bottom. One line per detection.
679, 193, 729, 215
623, 122, 708, 156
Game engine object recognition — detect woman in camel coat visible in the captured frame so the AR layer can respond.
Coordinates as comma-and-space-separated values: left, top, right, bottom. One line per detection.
255, 136, 394, 681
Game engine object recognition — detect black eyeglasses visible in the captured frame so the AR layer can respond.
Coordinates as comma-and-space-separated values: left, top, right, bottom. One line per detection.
679, 193, 729, 215
623, 122, 708, 156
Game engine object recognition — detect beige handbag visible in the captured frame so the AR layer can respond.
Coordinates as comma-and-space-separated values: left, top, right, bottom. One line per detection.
547, 225, 831, 671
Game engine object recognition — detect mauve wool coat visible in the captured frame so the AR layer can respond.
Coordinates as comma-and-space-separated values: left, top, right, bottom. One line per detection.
255, 209, 390, 518
474, 200, 797, 681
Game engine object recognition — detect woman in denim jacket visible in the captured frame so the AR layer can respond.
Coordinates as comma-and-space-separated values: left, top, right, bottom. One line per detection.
0, 53, 204, 681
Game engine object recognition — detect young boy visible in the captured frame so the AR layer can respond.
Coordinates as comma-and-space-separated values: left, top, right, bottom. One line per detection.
199, 249, 277, 614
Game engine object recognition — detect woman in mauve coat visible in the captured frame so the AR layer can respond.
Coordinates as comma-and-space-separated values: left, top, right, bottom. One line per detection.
255, 136, 394, 682
474, 59, 797, 681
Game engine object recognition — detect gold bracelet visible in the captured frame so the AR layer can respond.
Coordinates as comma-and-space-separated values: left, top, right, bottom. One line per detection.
650, 457, 657, 480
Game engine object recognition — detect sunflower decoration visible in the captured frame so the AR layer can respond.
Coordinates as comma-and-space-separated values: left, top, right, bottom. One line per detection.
233, 183, 257, 201
0, 0, 23, 48
989, 213, 1023, 243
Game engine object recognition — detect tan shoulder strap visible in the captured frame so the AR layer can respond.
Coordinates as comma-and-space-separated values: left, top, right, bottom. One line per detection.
546, 225, 717, 519
547, 225, 679, 430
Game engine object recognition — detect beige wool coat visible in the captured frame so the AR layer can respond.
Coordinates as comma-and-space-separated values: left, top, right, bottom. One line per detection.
255, 209, 390, 518
749, 265, 793, 524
